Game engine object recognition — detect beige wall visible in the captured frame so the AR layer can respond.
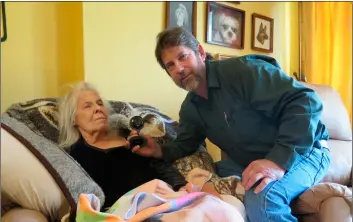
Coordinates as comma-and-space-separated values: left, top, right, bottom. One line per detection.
1, 2, 84, 113
82, 2, 183, 117
1, 2, 298, 161
1, 3, 59, 113
82, 2, 299, 121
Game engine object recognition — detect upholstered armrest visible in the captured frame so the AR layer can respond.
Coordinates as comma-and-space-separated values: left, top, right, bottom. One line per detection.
291, 183, 352, 219
319, 196, 352, 222
2, 208, 48, 222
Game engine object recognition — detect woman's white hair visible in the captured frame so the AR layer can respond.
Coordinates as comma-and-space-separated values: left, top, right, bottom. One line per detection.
57, 81, 112, 149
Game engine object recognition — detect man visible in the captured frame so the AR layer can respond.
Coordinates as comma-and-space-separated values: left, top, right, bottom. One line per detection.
127, 27, 331, 222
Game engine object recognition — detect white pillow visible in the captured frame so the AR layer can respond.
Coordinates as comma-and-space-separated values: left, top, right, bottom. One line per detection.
1, 128, 70, 220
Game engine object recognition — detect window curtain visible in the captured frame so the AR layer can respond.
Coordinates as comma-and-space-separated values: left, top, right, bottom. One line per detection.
300, 2, 352, 121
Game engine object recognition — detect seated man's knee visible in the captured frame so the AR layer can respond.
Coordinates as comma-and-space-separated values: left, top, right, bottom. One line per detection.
244, 183, 295, 222
244, 181, 281, 219
244, 189, 267, 216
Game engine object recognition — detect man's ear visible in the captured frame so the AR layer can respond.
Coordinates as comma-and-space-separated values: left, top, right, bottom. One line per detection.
197, 44, 206, 61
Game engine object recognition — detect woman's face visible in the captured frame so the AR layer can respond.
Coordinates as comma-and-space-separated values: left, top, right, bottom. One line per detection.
75, 90, 109, 134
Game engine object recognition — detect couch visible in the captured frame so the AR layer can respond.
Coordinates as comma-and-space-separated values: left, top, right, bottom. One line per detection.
1, 99, 243, 221
1, 82, 352, 222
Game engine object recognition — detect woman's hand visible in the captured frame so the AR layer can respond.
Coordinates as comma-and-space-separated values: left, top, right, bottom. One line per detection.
126, 130, 163, 158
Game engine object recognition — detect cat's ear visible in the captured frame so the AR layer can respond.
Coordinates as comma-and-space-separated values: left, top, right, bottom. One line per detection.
260, 22, 263, 29
264, 25, 267, 32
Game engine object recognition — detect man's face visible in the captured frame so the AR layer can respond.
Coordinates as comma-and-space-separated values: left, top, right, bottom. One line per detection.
161, 45, 206, 92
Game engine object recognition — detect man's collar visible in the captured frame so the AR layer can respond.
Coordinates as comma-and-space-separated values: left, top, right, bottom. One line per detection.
191, 59, 220, 103
206, 60, 220, 88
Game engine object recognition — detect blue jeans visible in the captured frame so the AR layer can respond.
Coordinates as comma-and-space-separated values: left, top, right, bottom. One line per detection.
215, 147, 331, 222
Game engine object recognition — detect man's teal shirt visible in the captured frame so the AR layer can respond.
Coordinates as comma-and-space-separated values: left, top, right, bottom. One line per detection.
162, 54, 329, 171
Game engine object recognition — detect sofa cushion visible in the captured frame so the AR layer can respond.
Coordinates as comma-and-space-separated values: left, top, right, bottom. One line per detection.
319, 196, 352, 222
1, 192, 20, 217
1, 128, 69, 220
301, 82, 352, 141
1, 116, 105, 221
291, 182, 352, 216
320, 139, 352, 185
1, 208, 49, 222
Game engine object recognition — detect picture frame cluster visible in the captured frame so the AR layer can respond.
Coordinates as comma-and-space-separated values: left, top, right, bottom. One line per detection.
165, 2, 274, 53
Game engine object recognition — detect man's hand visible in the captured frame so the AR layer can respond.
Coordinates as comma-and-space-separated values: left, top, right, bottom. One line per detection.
241, 159, 285, 194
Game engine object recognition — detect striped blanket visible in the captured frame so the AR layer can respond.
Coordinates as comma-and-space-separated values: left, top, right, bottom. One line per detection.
76, 168, 246, 222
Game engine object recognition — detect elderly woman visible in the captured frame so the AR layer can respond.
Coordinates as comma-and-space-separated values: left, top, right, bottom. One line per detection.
57, 82, 187, 210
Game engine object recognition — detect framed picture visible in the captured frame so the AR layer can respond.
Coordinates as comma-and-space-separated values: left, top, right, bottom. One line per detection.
1, 1, 7, 42
251, 13, 274, 53
206, 2, 245, 49
166, 2, 197, 36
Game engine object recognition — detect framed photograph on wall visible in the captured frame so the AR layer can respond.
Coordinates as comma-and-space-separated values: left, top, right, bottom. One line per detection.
1, 1, 7, 42
206, 2, 245, 49
251, 13, 274, 53
166, 2, 197, 36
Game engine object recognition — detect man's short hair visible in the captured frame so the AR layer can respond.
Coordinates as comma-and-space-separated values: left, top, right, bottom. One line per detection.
155, 27, 200, 69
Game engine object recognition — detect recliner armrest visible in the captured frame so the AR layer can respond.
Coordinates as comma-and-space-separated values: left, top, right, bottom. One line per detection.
319, 196, 352, 222
2, 208, 48, 222
291, 183, 352, 216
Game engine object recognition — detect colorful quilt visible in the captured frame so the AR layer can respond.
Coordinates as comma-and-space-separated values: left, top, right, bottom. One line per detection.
76, 168, 246, 222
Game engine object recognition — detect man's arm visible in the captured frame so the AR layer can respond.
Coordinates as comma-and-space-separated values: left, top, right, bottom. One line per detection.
230, 55, 327, 172
161, 104, 206, 162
